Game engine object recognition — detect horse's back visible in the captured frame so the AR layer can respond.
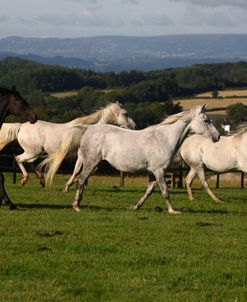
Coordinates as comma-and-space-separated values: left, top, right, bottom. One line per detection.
18, 120, 70, 154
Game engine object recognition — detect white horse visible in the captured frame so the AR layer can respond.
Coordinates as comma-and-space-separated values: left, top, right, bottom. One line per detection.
180, 128, 247, 202
42, 105, 220, 213
0, 102, 135, 186
0, 122, 21, 150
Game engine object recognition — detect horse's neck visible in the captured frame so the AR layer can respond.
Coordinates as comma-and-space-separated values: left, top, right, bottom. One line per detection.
69, 111, 103, 126
159, 120, 190, 151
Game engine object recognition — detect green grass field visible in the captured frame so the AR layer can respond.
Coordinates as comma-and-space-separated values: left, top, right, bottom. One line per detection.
1, 174, 247, 302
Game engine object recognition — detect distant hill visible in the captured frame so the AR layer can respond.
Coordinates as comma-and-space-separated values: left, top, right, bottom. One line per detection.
0, 34, 247, 71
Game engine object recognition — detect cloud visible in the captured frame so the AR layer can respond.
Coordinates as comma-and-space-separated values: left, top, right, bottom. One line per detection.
134, 12, 172, 27
122, 0, 139, 4
143, 12, 172, 26
182, 7, 235, 27
179, 4, 247, 29
0, 15, 8, 22
171, 0, 247, 9
35, 12, 124, 28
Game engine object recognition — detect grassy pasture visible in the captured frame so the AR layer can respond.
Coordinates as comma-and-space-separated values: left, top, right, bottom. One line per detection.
1, 173, 247, 302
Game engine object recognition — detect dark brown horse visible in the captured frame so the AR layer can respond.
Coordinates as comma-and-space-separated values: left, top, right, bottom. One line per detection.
0, 86, 37, 209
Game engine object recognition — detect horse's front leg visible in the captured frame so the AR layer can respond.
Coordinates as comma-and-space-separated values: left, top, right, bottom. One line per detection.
15, 154, 30, 185
0, 173, 17, 210
130, 174, 157, 210
154, 168, 180, 214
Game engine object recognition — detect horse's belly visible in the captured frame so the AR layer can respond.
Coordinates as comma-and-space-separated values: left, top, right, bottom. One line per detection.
105, 153, 147, 173
203, 155, 237, 172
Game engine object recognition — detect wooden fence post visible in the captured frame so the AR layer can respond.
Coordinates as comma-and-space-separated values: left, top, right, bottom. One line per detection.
178, 163, 183, 188
216, 173, 220, 189
13, 154, 17, 184
120, 172, 125, 187
241, 172, 244, 189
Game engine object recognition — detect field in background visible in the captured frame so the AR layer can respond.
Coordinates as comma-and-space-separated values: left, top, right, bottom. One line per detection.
173, 97, 247, 111
196, 89, 247, 98
51, 91, 78, 98
1, 173, 247, 302
173, 89, 247, 119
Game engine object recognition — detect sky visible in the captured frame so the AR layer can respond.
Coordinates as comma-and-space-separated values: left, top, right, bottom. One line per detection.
1, 0, 247, 38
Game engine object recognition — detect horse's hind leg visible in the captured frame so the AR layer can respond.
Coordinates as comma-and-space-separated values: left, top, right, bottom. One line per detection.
196, 168, 224, 203
185, 168, 197, 201
27, 163, 45, 187
130, 174, 157, 210
63, 150, 83, 192
0, 173, 17, 210
34, 166, 45, 187
72, 164, 97, 212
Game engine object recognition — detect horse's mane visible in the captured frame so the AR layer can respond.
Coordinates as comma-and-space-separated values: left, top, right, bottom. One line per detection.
234, 125, 247, 136
68, 102, 119, 126
159, 106, 202, 126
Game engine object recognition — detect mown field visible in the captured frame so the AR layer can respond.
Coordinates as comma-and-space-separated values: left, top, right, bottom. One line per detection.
196, 90, 247, 98
173, 89, 247, 119
1, 173, 247, 302
174, 97, 247, 111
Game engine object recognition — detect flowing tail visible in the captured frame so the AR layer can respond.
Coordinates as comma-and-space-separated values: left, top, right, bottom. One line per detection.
39, 125, 88, 188
0, 123, 21, 151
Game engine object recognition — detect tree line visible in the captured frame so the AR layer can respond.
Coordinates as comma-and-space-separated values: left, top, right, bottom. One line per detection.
1, 57, 247, 128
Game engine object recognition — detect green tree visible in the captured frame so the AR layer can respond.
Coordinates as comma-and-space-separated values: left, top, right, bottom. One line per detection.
226, 103, 247, 128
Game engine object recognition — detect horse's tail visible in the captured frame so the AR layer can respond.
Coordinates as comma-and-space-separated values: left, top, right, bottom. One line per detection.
39, 125, 88, 188
0, 123, 21, 151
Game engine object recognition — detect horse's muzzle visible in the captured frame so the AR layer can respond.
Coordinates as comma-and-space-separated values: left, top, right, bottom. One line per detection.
213, 133, 220, 142
29, 113, 38, 124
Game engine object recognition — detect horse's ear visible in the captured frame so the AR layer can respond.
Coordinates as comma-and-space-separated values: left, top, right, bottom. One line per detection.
201, 104, 208, 112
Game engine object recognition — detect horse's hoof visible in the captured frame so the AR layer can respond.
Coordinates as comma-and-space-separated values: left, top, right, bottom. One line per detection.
9, 204, 18, 210
40, 181, 45, 188
73, 206, 80, 212
63, 187, 68, 193
168, 210, 181, 214
216, 199, 224, 204
21, 178, 28, 186
129, 205, 138, 210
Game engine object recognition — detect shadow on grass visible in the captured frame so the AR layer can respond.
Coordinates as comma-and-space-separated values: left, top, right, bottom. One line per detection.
15, 203, 126, 211
178, 206, 247, 215
5, 201, 247, 216
179, 207, 229, 214
17, 203, 71, 210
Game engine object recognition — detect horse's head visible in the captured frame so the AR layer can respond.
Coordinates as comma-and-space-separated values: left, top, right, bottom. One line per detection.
105, 101, 136, 129
7, 86, 37, 124
189, 105, 220, 142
